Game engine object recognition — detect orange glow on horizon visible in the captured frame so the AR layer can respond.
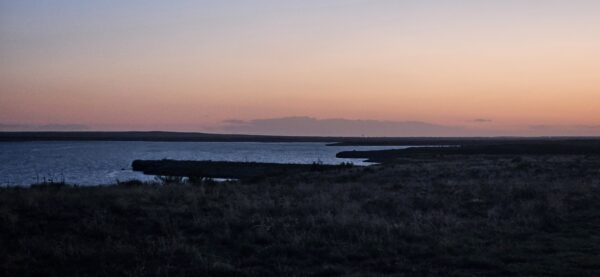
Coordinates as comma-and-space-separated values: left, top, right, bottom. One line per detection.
1, 1, 600, 135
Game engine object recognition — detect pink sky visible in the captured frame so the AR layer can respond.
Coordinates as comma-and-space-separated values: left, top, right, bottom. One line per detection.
1, 1, 600, 136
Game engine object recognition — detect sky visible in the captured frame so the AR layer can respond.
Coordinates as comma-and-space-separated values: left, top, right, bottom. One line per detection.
1, 0, 600, 136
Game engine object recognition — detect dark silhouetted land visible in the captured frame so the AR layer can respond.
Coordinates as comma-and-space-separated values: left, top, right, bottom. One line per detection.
0, 131, 335, 143
2, 150, 600, 276
2, 131, 599, 146
337, 140, 600, 163
132, 160, 353, 181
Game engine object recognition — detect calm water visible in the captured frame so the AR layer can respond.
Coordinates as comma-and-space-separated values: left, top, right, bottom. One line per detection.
0, 141, 408, 186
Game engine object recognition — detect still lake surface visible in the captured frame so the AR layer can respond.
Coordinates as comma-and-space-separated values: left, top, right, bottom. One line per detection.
0, 141, 408, 186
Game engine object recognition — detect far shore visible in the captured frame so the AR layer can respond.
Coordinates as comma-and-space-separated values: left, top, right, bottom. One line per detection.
2, 131, 600, 146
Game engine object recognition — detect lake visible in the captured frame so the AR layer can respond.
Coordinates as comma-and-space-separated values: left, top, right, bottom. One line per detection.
0, 141, 408, 186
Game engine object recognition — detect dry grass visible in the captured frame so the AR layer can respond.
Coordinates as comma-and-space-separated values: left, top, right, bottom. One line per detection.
1, 155, 600, 276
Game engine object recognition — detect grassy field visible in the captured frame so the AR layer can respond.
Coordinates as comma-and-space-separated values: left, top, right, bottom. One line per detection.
1, 155, 600, 276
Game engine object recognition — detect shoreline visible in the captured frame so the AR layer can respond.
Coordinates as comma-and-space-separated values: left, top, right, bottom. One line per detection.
2, 154, 599, 275
3, 131, 600, 146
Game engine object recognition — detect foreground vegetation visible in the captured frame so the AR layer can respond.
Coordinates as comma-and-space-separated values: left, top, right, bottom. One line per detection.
2, 155, 600, 276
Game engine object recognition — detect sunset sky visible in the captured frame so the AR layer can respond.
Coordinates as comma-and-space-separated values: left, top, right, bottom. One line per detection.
1, 1, 599, 135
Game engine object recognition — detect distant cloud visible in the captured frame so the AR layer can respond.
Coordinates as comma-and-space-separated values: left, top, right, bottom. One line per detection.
528, 125, 552, 130
222, 119, 245, 124
526, 124, 600, 136
214, 116, 467, 137
473, 118, 493, 123
0, 124, 89, 131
